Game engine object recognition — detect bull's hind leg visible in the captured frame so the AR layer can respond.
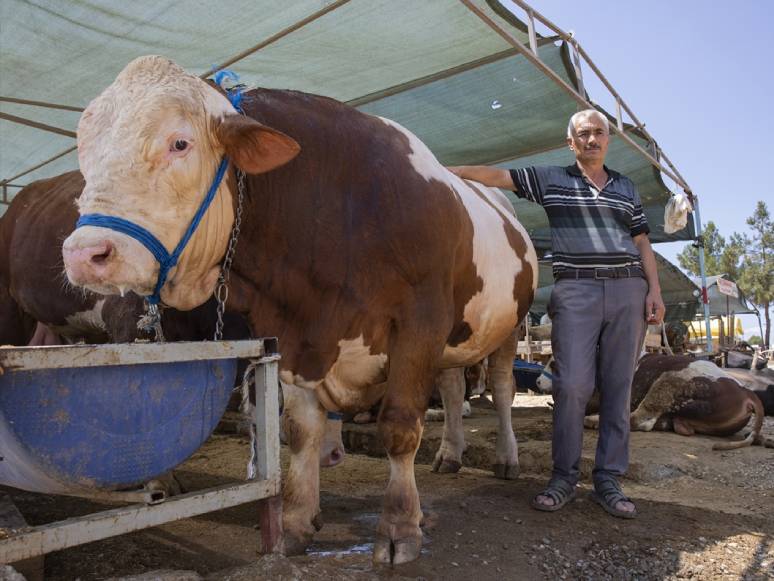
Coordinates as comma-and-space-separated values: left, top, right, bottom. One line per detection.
374, 316, 447, 565
280, 383, 327, 555
431, 367, 466, 474
489, 328, 519, 479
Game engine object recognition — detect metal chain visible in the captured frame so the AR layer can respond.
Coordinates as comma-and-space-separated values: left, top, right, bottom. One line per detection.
137, 302, 165, 342
214, 168, 246, 341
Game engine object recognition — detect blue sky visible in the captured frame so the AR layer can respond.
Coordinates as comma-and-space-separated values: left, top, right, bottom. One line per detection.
510, 0, 772, 338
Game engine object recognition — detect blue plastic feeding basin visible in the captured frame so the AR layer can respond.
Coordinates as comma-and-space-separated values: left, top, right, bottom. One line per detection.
512, 359, 545, 391
0, 341, 267, 495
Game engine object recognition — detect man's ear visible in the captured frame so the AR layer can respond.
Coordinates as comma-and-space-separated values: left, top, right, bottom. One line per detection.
216, 114, 301, 174
566, 136, 574, 151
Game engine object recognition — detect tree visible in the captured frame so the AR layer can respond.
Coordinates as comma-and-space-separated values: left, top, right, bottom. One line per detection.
677, 203, 773, 348
677, 221, 725, 276
735, 202, 773, 348
677, 220, 743, 280
748, 335, 762, 346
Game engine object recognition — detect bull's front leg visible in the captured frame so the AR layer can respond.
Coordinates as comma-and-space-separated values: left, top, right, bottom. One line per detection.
488, 329, 519, 479
431, 367, 466, 474
280, 382, 327, 555
374, 315, 447, 566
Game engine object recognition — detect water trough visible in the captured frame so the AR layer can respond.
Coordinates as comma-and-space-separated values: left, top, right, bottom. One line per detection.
0, 339, 283, 563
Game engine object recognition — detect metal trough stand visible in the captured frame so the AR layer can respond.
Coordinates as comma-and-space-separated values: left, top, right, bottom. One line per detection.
0, 339, 284, 564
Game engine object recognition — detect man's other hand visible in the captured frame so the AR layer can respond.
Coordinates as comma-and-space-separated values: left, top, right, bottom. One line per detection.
645, 291, 666, 324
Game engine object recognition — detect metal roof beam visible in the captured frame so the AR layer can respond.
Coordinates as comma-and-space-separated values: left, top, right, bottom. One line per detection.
198, 0, 351, 80
0, 96, 83, 112
460, 0, 692, 193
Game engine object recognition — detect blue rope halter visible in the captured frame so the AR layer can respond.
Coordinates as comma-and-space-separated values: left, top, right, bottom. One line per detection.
76, 74, 244, 306
76, 157, 229, 305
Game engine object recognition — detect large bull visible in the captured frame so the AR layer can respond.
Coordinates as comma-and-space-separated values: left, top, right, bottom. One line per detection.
61, 56, 537, 564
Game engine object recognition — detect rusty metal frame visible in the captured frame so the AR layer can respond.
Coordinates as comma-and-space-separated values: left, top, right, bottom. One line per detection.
462, 0, 692, 194
0, 339, 283, 563
463, 0, 714, 350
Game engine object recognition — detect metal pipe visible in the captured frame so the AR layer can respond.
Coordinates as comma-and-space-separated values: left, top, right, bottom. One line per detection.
692, 196, 713, 352
0, 96, 83, 112
616, 99, 623, 131
0, 112, 76, 138
199, 0, 351, 80
348, 47, 520, 107
0, 145, 77, 186
459, 0, 691, 192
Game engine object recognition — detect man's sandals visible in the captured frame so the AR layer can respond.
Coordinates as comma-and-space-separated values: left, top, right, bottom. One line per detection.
590, 477, 637, 519
530, 478, 576, 512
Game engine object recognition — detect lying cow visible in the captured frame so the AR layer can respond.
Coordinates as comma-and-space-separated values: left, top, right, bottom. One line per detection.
538, 354, 766, 449
61, 56, 537, 563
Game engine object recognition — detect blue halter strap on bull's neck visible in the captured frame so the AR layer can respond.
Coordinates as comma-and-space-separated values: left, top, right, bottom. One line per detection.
76, 156, 230, 305
76, 71, 244, 306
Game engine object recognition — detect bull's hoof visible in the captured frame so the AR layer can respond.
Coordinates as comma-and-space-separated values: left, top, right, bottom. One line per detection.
493, 463, 519, 480
283, 513, 320, 555
373, 533, 423, 565
431, 455, 461, 474
283, 531, 313, 556
584, 414, 601, 430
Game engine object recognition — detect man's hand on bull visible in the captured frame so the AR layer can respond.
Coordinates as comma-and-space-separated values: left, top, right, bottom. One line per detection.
645, 291, 665, 324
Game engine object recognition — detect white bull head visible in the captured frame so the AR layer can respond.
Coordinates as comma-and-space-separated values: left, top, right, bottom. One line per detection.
63, 56, 300, 309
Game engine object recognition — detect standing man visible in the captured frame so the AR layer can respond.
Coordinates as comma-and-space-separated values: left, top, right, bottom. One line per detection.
449, 109, 664, 519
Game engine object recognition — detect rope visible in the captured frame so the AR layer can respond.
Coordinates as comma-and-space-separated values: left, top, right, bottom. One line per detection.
76, 156, 230, 305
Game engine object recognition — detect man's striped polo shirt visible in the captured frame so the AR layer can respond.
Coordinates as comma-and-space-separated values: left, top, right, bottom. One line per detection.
510, 163, 650, 277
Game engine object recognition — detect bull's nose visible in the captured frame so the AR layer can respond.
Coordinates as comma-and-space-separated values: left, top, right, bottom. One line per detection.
322, 446, 345, 467
63, 241, 115, 280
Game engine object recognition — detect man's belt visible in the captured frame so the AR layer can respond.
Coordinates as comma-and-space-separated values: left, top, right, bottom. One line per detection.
555, 266, 645, 280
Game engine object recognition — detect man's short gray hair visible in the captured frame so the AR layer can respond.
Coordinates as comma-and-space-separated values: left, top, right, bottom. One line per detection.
567, 109, 610, 138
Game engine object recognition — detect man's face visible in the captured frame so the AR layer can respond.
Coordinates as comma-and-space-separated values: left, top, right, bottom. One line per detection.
567, 114, 609, 164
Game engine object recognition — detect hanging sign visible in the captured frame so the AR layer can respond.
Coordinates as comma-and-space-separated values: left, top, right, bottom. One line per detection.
716, 278, 739, 299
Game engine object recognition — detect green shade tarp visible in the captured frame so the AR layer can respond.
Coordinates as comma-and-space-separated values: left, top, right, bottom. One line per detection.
1, 0, 695, 247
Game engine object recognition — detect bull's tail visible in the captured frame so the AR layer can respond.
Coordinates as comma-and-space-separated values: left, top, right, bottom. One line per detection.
712, 392, 765, 451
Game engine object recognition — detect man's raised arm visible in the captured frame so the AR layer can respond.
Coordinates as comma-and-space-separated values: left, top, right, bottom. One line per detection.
447, 165, 515, 189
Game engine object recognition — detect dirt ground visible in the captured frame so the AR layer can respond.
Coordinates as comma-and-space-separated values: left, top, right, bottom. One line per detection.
3, 394, 773, 581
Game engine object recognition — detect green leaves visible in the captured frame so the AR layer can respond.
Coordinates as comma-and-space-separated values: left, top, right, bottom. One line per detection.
678, 201, 773, 347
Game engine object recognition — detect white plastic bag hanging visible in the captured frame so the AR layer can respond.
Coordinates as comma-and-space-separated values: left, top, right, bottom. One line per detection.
664, 191, 693, 234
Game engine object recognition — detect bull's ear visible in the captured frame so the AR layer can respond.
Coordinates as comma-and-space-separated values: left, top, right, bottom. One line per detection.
216, 114, 300, 174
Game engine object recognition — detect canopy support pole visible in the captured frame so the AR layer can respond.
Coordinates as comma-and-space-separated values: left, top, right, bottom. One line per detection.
692, 196, 713, 352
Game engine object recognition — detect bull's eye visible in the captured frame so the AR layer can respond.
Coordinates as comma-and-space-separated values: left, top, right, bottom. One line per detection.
173, 139, 188, 152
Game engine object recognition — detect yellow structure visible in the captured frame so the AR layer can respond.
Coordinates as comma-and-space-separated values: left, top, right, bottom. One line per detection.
686, 316, 744, 340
